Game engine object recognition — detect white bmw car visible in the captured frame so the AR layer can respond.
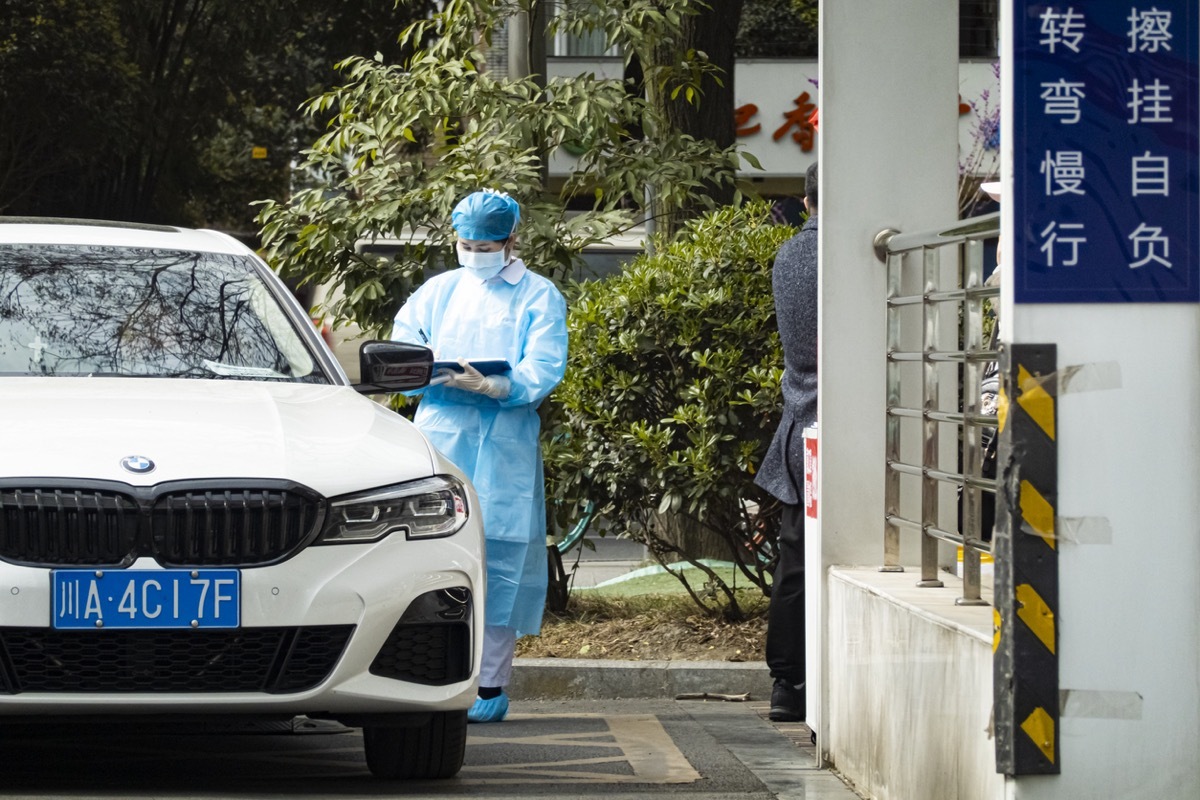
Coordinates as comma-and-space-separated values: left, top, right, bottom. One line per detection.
0, 218, 485, 779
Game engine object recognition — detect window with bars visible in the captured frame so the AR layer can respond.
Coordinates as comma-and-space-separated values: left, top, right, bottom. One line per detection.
961, 0, 999, 58
548, 1, 617, 57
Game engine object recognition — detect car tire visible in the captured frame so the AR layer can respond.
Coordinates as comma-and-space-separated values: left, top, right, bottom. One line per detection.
363, 710, 468, 779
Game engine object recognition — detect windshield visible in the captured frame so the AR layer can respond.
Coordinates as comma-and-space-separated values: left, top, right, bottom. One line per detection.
0, 244, 327, 382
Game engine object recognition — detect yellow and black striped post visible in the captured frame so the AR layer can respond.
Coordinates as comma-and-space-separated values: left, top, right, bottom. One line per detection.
993, 343, 1059, 775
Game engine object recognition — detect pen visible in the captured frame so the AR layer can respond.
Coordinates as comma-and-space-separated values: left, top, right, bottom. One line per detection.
418, 327, 430, 345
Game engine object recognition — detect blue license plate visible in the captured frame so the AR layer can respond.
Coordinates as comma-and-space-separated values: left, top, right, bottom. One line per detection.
52, 569, 240, 630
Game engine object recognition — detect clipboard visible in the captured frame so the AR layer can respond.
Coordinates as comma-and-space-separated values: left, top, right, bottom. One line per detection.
433, 359, 512, 376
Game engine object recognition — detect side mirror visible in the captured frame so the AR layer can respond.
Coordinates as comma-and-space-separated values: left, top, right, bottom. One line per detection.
354, 341, 433, 394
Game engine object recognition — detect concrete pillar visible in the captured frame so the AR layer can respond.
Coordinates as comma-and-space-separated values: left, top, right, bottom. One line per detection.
815, 0, 960, 753
998, 0, 1200, 794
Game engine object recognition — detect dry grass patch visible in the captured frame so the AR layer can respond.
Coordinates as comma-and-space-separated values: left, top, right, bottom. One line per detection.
517, 591, 768, 662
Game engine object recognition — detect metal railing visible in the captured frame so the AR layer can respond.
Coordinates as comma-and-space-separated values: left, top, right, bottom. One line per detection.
874, 212, 999, 606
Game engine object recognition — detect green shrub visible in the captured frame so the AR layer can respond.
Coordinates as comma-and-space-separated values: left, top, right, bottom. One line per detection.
545, 202, 797, 620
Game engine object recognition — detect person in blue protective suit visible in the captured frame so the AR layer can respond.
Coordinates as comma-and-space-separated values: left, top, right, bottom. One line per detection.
391, 190, 568, 723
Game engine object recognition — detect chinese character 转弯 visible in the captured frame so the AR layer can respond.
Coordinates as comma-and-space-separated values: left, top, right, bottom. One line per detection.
1128, 7, 1173, 53
1131, 152, 1170, 196
1040, 150, 1086, 195
1040, 80, 1086, 124
1127, 78, 1174, 123
1039, 221, 1086, 266
1039, 6, 1086, 53
1128, 223, 1172, 268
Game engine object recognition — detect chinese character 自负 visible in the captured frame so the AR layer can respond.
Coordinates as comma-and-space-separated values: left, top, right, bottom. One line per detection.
1128, 223, 1172, 268
1131, 152, 1170, 196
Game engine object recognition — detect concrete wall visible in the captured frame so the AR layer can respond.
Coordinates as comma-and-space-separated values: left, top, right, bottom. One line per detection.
828, 568, 1003, 800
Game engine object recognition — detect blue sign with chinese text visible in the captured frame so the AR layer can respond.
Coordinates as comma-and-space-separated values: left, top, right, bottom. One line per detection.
1015, 1, 1199, 302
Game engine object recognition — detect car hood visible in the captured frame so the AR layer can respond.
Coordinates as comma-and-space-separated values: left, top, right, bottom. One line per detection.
0, 378, 435, 497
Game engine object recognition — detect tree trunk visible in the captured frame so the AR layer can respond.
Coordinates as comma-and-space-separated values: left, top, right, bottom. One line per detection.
659, 0, 743, 152
649, 0, 745, 232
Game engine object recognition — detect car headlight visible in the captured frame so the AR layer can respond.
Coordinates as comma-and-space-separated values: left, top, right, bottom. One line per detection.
318, 476, 469, 544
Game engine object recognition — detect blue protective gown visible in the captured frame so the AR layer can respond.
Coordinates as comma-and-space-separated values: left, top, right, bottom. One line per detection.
391, 259, 568, 635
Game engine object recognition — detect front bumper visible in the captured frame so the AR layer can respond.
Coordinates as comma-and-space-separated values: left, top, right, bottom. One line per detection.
0, 525, 486, 717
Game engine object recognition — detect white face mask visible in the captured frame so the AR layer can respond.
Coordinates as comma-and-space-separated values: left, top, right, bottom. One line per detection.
457, 244, 508, 279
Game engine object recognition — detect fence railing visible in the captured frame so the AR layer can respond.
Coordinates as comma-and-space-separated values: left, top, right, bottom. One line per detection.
874, 212, 999, 606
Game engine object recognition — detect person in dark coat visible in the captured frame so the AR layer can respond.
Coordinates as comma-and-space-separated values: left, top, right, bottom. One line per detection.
755, 160, 819, 722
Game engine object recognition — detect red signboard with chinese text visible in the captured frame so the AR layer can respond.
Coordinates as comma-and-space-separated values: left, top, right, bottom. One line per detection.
804, 430, 818, 519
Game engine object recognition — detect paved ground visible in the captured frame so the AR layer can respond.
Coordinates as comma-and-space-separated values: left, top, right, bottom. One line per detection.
0, 700, 861, 799
558, 531, 648, 588
0, 541, 862, 799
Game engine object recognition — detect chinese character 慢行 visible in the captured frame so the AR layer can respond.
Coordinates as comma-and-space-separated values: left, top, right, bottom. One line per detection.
1039, 221, 1086, 266
1040, 150, 1086, 196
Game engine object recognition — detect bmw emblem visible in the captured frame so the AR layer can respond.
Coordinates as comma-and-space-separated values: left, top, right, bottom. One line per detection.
119, 455, 156, 474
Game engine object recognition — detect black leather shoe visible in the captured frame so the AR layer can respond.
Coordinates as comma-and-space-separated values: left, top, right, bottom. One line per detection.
768, 678, 805, 722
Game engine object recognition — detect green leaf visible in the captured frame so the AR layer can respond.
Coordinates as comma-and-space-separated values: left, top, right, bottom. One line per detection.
741, 151, 764, 171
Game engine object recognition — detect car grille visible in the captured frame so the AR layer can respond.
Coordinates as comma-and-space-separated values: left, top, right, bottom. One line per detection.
0, 625, 354, 693
369, 623, 472, 686
0, 481, 325, 567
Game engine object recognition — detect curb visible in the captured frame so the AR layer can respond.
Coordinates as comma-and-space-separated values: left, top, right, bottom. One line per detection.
510, 658, 772, 701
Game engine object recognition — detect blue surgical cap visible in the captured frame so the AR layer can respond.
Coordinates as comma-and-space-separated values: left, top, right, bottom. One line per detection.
451, 190, 521, 241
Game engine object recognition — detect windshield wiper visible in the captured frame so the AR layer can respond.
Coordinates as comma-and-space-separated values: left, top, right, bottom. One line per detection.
201, 359, 290, 380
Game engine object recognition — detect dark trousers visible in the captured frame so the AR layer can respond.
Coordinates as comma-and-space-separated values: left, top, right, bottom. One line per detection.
766, 501, 806, 685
